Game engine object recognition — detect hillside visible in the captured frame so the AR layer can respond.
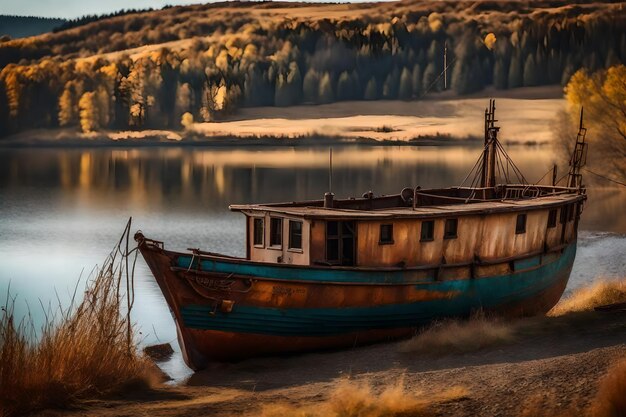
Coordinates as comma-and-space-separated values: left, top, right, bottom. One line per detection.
0, 0, 624, 137
0, 16, 66, 39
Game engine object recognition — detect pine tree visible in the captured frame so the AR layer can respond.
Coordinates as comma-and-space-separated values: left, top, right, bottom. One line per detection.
493, 58, 507, 89
411, 65, 422, 97
318, 72, 334, 104
337, 71, 354, 101
508, 53, 523, 88
523, 54, 538, 86
397, 67, 412, 100
302, 68, 320, 103
364, 77, 378, 100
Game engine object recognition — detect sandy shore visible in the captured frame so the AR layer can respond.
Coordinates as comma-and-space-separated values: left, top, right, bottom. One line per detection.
35, 309, 626, 417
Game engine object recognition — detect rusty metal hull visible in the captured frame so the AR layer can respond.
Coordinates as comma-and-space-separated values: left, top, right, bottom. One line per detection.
138, 237, 576, 370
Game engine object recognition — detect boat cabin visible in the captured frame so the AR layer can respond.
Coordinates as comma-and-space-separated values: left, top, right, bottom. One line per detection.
230, 185, 584, 270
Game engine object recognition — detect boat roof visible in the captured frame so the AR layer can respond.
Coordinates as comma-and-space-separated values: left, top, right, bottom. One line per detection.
230, 192, 586, 220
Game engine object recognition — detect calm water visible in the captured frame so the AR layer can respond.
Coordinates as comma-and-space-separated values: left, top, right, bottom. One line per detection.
1, 145, 625, 379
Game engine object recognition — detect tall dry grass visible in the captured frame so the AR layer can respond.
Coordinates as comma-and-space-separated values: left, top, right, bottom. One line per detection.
398, 312, 516, 355
592, 358, 626, 417
260, 378, 468, 417
0, 234, 156, 416
548, 279, 626, 317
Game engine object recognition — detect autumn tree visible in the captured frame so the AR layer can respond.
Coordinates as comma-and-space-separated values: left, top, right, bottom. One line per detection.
562, 65, 626, 179
58, 82, 79, 127
78, 91, 99, 132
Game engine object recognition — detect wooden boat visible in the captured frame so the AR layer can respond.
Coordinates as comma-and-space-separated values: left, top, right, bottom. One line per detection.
136, 101, 588, 370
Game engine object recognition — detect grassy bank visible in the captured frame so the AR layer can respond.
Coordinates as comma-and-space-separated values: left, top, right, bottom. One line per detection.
0, 250, 157, 416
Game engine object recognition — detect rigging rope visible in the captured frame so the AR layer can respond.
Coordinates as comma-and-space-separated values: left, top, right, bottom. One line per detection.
582, 168, 626, 188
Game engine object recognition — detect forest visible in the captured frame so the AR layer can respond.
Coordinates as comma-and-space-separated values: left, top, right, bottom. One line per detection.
0, 0, 624, 136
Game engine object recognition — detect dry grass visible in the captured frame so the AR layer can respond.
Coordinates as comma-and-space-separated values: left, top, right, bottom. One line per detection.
0, 247, 156, 416
260, 378, 468, 417
591, 358, 626, 417
398, 313, 516, 355
548, 279, 626, 317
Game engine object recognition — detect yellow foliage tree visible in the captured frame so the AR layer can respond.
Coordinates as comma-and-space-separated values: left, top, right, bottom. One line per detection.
563, 65, 626, 178
181, 112, 193, 130
78, 92, 99, 133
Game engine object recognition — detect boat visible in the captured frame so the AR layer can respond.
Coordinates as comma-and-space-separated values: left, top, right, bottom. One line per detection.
135, 100, 588, 370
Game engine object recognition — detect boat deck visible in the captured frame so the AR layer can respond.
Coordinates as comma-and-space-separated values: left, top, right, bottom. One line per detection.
231, 193, 586, 219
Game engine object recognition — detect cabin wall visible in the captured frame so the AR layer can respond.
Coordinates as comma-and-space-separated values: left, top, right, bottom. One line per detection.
353, 204, 577, 268
309, 220, 326, 263
247, 213, 310, 265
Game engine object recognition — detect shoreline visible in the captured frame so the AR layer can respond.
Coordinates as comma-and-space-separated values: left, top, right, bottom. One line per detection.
0, 90, 564, 149
33, 309, 626, 417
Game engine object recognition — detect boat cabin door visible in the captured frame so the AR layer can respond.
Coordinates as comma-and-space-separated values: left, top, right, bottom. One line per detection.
325, 221, 356, 266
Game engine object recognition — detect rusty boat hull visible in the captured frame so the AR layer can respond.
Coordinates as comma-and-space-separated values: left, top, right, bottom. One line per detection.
137, 234, 576, 370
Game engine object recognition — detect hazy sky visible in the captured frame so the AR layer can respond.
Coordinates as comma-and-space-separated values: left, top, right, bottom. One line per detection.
1, 0, 384, 19
2, 0, 217, 19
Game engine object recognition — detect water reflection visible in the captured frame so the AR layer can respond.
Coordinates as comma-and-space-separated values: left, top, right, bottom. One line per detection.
0, 146, 623, 231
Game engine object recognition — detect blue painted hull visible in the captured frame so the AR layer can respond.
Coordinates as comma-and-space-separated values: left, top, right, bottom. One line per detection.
138, 238, 576, 369
179, 244, 576, 336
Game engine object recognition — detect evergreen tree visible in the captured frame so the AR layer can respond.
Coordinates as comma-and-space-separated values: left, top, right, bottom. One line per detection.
493, 58, 507, 89
398, 67, 412, 100
523, 54, 538, 86
508, 53, 523, 88
302, 68, 320, 103
318, 72, 334, 104
422, 62, 437, 95
336, 71, 354, 101
382, 67, 400, 99
411, 64, 422, 97
364, 77, 378, 100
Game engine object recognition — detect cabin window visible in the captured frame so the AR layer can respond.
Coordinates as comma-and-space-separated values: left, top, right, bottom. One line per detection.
420, 220, 434, 241
325, 221, 355, 266
379, 224, 394, 245
270, 217, 282, 247
326, 221, 339, 261
547, 209, 557, 228
444, 218, 458, 239
515, 214, 527, 234
568, 204, 575, 222
288, 220, 303, 250
253, 218, 264, 246
559, 206, 568, 224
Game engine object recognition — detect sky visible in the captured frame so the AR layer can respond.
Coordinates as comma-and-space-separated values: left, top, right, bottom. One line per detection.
1, 0, 383, 19
1, 0, 211, 19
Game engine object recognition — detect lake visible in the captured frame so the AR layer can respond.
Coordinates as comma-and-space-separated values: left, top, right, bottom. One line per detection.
1, 145, 625, 380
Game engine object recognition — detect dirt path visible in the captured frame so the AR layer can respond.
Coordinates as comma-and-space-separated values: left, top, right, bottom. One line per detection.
36, 310, 626, 417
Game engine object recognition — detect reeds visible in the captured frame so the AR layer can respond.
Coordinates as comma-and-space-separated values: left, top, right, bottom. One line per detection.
398, 312, 516, 355
0, 221, 155, 417
260, 378, 468, 417
591, 358, 626, 417
548, 279, 626, 317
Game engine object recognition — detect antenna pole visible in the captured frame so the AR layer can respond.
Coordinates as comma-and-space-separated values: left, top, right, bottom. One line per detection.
324, 148, 335, 208
329, 148, 333, 193
443, 42, 447, 90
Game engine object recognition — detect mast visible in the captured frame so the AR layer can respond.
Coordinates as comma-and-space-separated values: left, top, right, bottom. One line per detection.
481, 99, 499, 188
567, 108, 588, 189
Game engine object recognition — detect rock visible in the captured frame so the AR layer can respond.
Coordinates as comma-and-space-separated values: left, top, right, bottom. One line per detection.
143, 343, 174, 361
